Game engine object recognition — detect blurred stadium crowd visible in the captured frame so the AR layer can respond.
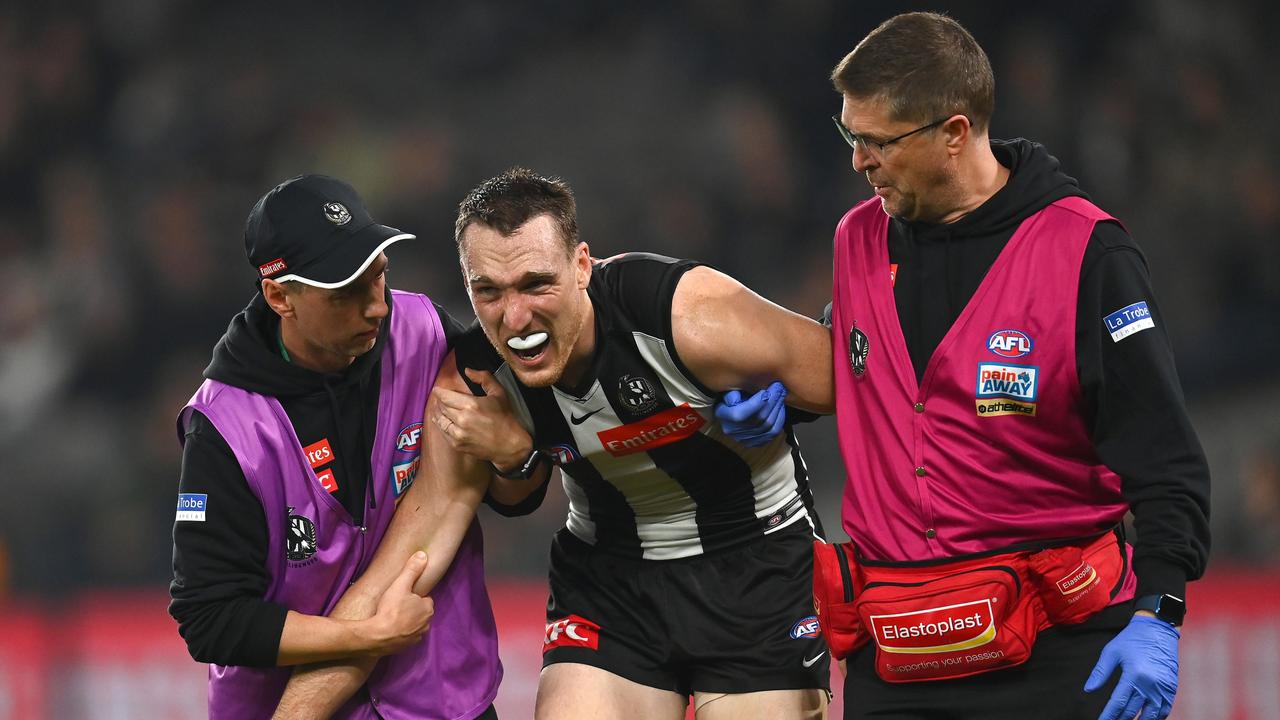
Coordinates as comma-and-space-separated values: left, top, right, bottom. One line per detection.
1, 0, 1278, 601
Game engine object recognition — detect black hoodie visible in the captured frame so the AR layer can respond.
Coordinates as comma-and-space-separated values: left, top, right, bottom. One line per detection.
877, 139, 1210, 605
168, 291, 463, 666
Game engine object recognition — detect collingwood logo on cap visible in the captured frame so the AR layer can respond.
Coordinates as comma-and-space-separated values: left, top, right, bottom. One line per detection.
323, 202, 352, 226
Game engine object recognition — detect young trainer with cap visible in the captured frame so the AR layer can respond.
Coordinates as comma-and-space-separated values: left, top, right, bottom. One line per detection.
169, 174, 502, 720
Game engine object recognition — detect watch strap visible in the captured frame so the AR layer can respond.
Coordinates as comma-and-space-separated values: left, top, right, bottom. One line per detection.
492, 448, 545, 480
1135, 593, 1185, 626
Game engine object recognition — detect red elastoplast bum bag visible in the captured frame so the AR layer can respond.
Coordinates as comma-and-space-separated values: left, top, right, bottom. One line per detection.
812, 541, 866, 660
813, 529, 1128, 683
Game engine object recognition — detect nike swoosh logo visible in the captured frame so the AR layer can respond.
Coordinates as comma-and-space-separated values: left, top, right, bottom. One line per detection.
802, 651, 827, 668
570, 408, 603, 425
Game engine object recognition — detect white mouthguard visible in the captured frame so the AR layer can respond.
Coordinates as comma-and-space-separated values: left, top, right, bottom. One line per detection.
507, 332, 549, 351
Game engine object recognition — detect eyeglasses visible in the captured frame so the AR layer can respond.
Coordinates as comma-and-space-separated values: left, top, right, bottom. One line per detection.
831, 115, 951, 161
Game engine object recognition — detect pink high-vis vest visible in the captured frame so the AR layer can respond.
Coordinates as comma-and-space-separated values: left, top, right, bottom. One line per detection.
831, 196, 1135, 601
180, 291, 501, 720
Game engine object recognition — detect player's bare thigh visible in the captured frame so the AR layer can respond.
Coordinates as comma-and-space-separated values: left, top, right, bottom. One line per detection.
693, 688, 828, 720
535, 663, 687, 720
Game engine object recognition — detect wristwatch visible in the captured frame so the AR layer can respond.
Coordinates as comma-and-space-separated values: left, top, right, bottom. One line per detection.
492, 448, 547, 480
1134, 593, 1186, 626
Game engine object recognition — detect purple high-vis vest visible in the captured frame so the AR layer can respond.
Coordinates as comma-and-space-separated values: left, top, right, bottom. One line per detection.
831, 196, 1136, 603
179, 291, 501, 720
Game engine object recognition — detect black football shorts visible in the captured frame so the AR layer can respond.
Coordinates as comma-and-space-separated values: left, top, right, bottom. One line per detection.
542, 522, 830, 696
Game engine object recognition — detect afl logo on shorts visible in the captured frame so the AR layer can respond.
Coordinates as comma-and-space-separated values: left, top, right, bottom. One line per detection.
790, 615, 821, 639
849, 326, 869, 377
987, 329, 1033, 358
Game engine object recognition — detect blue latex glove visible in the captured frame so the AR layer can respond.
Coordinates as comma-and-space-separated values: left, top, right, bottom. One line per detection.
714, 381, 788, 448
1084, 614, 1180, 720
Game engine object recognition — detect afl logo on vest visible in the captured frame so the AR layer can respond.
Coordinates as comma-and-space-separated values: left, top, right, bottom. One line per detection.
391, 422, 424, 499
986, 329, 1033, 358
849, 325, 869, 376
396, 422, 423, 453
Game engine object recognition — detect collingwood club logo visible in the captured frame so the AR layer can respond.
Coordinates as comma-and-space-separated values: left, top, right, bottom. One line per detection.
618, 374, 657, 413
286, 507, 318, 561
323, 202, 352, 226
850, 324, 869, 376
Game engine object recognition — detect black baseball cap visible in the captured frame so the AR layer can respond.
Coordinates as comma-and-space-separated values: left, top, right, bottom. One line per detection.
245, 174, 414, 288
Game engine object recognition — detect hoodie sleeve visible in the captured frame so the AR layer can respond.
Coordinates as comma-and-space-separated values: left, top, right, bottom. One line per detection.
433, 301, 470, 348
483, 471, 554, 516
1077, 221, 1211, 602
169, 410, 289, 666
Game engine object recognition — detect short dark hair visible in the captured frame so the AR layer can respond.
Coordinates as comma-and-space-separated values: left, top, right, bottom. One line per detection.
831, 12, 995, 132
454, 167, 579, 254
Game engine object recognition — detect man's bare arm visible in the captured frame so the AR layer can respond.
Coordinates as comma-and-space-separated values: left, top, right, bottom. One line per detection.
672, 266, 834, 412
273, 551, 432, 666
273, 354, 495, 719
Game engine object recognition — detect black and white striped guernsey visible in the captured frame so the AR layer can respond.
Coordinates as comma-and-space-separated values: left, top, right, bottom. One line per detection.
456, 253, 823, 560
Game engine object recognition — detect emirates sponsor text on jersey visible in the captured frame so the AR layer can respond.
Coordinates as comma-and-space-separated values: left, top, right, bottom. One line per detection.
596, 404, 706, 457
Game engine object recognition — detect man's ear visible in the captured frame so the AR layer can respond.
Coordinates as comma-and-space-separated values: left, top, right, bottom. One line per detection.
943, 113, 971, 156
575, 242, 592, 290
262, 279, 296, 318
